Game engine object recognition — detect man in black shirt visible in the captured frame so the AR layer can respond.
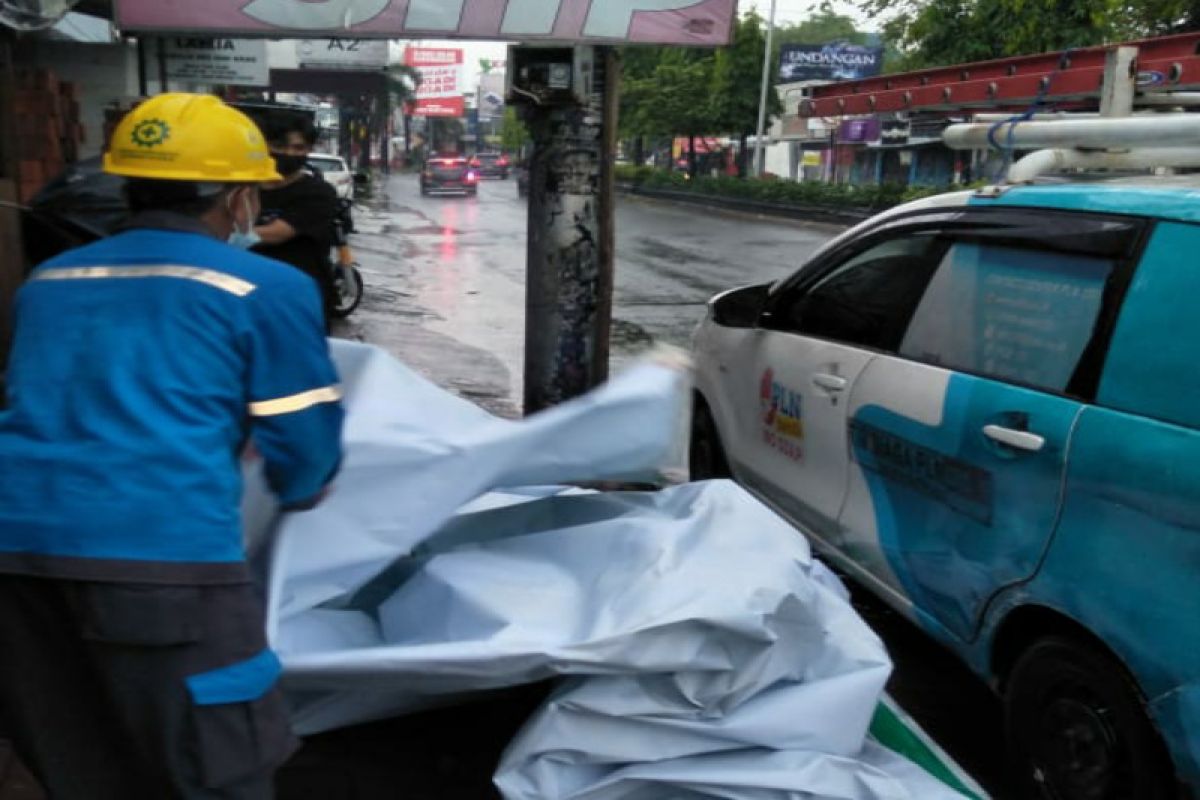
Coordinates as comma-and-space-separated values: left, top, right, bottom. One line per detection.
254, 116, 338, 330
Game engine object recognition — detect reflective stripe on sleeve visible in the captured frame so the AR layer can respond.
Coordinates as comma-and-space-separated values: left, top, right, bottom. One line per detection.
32, 265, 256, 297
248, 386, 342, 417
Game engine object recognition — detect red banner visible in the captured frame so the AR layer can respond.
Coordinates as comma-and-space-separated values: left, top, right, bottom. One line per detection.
405, 47, 465, 118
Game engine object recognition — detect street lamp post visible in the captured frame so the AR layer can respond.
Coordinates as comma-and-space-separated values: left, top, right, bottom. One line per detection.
753, 0, 779, 177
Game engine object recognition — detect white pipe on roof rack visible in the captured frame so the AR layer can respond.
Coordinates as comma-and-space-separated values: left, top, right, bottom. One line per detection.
971, 113, 1102, 122
1006, 147, 1200, 182
944, 116, 1200, 150
1136, 93, 1200, 107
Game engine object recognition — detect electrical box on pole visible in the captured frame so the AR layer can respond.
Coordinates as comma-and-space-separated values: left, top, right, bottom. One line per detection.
509, 44, 618, 415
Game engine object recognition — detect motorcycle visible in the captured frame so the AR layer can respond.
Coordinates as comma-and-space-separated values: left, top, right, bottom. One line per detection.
24, 157, 365, 320
330, 197, 364, 319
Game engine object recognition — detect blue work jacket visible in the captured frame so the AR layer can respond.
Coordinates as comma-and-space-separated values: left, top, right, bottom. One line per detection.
0, 214, 345, 584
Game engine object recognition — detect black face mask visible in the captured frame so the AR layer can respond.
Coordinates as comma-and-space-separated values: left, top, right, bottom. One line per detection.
272, 152, 307, 176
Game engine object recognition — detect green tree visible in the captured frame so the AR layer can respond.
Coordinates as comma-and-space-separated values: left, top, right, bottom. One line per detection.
862, 0, 1200, 71
711, 11, 784, 176
499, 107, 530, 154
775, 7, 868, 57
623, 48, 715, 176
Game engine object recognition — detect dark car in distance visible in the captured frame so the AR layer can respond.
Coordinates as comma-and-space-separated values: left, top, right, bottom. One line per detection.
470, 153, 510, 180
421, 155, 479, 197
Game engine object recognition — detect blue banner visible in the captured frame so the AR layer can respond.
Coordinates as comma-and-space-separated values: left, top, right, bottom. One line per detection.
779, 43, 884, 83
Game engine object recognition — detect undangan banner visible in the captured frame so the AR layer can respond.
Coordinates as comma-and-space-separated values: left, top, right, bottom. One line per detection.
779, 43, 884, 83
114, 0, 738, 46
406, 47, 465, 118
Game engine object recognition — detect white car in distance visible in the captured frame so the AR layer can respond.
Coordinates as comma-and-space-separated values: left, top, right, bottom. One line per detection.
308, 153, 354, 200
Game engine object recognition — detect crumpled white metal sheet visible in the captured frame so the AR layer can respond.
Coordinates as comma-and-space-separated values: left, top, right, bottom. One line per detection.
245, 341, 966, 800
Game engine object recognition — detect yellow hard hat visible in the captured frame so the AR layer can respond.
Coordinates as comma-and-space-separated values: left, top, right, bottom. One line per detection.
104, 93, 282, 182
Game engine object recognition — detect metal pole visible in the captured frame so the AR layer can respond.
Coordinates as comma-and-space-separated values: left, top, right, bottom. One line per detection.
136, 37, 148, 97
156, 37, 168, 93
522, 46, 617, 414
753, 0, 778, 177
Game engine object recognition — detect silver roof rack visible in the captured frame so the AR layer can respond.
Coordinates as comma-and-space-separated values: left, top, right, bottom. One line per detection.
942, 45, 1200, 183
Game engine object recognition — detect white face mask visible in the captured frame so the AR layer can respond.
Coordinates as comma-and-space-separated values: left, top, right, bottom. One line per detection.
226, 192, 261, 250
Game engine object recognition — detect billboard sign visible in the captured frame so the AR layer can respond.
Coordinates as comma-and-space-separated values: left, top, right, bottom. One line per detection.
779, 43, 884, 83
164, 38, 269, 87
837, 117, 881, 143
477, 72, 507, 120
114, 0, 738, 46
406, 47, 464, 118
296, 38, 389, 70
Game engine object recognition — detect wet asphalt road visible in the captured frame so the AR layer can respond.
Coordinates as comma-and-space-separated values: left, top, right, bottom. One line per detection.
336, 173, 837, 417
330, 173, 1014, 797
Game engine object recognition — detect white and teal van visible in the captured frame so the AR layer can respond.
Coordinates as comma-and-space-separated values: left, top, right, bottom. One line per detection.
691, 179, 1200, 799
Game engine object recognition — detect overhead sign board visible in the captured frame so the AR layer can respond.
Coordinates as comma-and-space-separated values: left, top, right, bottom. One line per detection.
779, 43, 884, 83
477, 72, 507, 120
115, 0, 738, 45
406, 47, 464, 118
296, 38, 388, 70
164, 38, 269, 87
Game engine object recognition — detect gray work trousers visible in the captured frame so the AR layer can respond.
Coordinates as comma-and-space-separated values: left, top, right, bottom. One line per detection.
0, 575, 297, 799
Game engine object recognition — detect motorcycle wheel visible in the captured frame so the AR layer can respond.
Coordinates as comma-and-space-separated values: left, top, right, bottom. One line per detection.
332, 264, 364, 318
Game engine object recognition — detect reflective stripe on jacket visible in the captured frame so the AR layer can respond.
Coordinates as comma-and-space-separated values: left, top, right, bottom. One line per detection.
0, 221, 345, 583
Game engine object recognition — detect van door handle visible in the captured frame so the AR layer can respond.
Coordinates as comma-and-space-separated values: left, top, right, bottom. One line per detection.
812, 373, 848, 393
983, 424, 1045, 453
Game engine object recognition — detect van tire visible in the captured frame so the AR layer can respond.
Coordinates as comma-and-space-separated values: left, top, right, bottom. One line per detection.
1005, 636, 1176, 800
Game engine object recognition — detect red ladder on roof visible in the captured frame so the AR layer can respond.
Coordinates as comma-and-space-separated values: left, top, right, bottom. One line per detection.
798, 33, 1200, 118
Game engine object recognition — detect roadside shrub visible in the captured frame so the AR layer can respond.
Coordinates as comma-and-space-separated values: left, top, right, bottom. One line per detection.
616, 166, 956, 212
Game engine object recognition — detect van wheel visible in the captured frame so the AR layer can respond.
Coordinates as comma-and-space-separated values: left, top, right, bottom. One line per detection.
1005, 636, 1176, 800
689, 400, 731, 480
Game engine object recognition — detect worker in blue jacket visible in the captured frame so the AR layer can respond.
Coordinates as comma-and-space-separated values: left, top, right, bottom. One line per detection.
0, 94, 345, 798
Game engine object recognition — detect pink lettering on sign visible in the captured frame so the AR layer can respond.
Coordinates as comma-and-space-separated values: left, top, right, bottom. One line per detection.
114, 0, 736, 46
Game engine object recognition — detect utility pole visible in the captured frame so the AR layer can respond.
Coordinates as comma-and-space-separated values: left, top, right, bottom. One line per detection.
518, 46, 618, 414
156, 37, 169, 93
753, 0, 778, 176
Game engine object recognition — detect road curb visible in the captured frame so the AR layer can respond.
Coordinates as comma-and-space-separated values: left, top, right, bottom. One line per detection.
617, 183, 874, 226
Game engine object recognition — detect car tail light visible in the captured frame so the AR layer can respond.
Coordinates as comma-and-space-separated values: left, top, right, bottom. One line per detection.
466, 171, 478, 183
469, 158, 481, 167
498, 157, 509, 167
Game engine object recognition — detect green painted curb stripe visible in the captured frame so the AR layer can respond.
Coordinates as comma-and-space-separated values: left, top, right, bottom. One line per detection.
869, 696, 990, 799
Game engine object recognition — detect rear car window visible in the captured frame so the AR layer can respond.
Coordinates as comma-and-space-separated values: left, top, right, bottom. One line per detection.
900, 242, 1116, 393
309, 157, 346, 172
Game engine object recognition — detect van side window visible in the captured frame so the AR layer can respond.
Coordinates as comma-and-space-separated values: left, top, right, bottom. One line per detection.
775, 232, 945, 352
900, 242, 1117, 393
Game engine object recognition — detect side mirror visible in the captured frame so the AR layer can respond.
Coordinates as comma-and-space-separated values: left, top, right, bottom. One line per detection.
711, 283, 771, 329
353, 172, 370, 186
